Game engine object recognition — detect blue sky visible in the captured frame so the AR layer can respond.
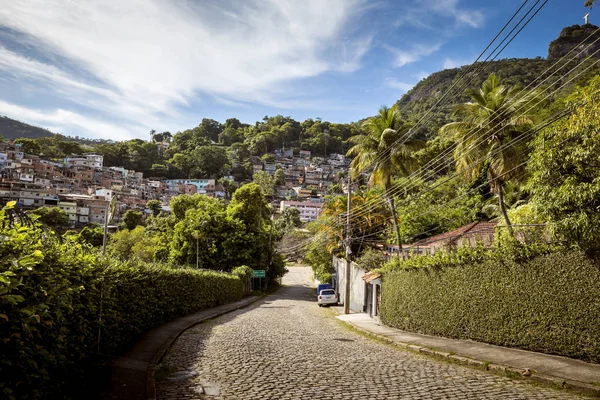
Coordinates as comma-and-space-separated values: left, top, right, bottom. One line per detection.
0, 0, 594, 140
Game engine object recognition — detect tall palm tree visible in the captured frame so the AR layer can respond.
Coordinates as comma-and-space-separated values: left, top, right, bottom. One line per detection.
346, 105, 422, 251
439, 74, 537, 233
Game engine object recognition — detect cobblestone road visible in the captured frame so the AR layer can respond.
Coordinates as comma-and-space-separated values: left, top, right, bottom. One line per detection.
156, 267, 582, 400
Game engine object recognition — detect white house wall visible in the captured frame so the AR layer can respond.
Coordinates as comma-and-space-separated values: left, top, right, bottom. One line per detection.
334, 256, 366, 313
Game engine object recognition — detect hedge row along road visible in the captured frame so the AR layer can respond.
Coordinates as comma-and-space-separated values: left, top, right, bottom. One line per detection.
381, 250, 600, 363
155, 266, 583, 400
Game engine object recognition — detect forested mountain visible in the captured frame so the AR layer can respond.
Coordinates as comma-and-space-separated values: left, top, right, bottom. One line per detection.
395, 24, 600, 139
0, 115, 55, 140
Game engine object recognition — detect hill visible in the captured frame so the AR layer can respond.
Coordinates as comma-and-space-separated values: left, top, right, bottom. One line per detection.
0, 115, 55, 140
395, 25, 600, 139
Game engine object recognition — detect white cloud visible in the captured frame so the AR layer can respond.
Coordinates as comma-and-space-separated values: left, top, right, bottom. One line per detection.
386, 43, 443, 68
0, 0, 372, 138
0, 100, 141, 140
413, 71, 430, 81
384, 78, 415, 92
394, 0, 484, 30
443, 57, 471, 69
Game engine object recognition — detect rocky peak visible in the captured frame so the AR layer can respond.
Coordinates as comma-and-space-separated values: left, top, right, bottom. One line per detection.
548, 24, 600, 60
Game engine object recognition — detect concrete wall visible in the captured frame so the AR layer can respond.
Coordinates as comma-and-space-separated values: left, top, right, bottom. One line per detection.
334, 256, 366, 313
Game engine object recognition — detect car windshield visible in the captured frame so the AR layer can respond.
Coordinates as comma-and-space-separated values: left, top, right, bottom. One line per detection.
320, 289, 335, 295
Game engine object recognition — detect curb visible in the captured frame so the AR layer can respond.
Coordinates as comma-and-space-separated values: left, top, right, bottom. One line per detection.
336, 318, 600, 398
145, 295, 264, 400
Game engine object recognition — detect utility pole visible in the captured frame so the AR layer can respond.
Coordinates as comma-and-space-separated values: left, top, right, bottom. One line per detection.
102, 201, 109, 257
344, 174, 352, 315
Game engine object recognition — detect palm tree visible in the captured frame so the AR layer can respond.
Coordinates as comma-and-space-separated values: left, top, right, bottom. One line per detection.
346, 105, 422, 251
439, 74, 537, 233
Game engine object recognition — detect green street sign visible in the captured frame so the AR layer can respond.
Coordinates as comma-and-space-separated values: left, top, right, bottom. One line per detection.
252, 270, 266, 278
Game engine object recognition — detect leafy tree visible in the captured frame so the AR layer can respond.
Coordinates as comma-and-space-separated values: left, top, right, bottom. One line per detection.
347, 105, 422, 250
122, 210, 144, 230
226, 183, 272, 270
146, 200, 162, 216
528, 76, 600, 251
318, 189, 389, 255
189, 146, 228, 178
252, 171, 275, 198
109, 225, 163, 262
274, 207, 302, 236
169, 205, 250, 270
14, 137, 42, 154
440, 74, 537, 233
56, 140, 84, 155
29, 206, 69, 230
227, 183, 271, 232
304, 235, 334, 283
194, 118, 223, 142
274, 168, 286, 186
218, 178, 239, 199
355, 248, 388, 271
110, 225, 147, 259
150, 163, 169, 177
170, 193, 220, 220
78, 224, 104, 247
170, 153, 193, 178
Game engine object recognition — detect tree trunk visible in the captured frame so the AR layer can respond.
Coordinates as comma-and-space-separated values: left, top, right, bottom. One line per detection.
387, 196, 402, 255
497, 184, 514, 236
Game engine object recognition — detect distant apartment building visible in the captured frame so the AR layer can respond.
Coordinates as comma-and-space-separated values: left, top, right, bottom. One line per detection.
64, 153, 104, 169
279, 200, 323, 222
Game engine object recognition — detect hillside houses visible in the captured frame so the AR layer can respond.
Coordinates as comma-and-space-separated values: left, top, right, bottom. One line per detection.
0, 142, 351, 228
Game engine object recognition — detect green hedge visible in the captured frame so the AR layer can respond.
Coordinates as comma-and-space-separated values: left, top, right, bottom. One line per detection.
0, 204, 244, 399
381, 248, 600, 363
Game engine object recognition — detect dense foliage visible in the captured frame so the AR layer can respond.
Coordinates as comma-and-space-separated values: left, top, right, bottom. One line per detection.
0, 202, 244, 399
0, 116, 54, 140
395, 58, 600, 139
528, 76, 600, 251
380, 245, 600, 363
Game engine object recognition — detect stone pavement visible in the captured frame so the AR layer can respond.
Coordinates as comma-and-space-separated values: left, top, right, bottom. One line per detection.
155, 266, 585, 399
332, 306, 600, 397
334, 310, 600, 397
98, 295, 260, 400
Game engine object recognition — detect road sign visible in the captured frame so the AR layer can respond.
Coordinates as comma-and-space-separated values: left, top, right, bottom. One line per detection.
252, 270, 266, 278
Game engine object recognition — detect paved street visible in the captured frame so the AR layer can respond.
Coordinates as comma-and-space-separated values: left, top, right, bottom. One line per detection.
156, 266, 582, 400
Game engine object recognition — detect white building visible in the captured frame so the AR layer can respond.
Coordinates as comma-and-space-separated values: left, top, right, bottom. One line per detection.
279, 200, 323, 222
64, 153, 104, 169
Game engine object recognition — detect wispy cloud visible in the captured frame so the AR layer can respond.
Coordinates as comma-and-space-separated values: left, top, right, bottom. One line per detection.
414, 71, 431, 81
394, 0, 485, 30
443, 57, 471, 69
386, 43, 443, 68
0, 100, 141, 140
384, 77, 415, 93
0, 0, 372, 137
384, 0, 484, 70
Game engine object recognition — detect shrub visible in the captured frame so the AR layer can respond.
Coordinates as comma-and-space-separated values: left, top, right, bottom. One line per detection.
380, 246, 600, 363
355, 248, 388, 271
0, 203, 244, 399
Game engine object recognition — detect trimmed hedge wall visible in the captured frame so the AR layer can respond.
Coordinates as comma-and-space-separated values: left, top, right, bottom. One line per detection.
381, 249, 600, 363
0, 209, 244, 399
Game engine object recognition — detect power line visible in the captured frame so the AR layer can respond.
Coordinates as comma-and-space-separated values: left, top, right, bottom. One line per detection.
342, 38, 600, 228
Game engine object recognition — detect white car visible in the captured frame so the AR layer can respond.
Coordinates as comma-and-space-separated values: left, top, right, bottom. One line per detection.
318, 289, 338, 307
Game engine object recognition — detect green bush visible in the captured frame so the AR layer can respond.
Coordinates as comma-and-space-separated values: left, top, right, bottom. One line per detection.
381, 246, 600, 363
0, 203, 244, 399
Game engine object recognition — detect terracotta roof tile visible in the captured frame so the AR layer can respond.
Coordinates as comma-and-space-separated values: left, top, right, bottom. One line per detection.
412, 221, 497, 247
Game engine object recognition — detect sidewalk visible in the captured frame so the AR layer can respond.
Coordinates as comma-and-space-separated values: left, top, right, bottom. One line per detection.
98, 295, 261, 400
331, 307, 600, 397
